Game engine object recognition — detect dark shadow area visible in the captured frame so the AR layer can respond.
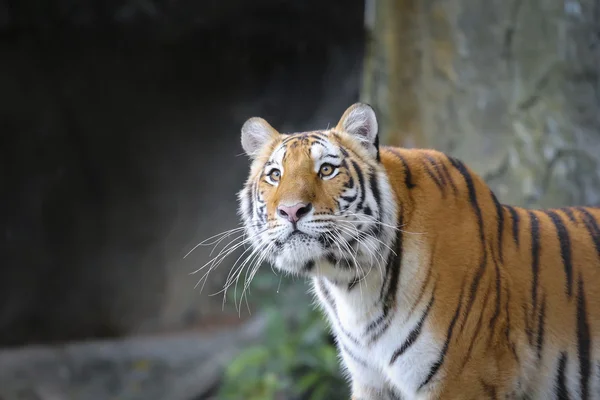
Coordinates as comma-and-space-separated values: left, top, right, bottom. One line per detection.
0, 0, 365, 346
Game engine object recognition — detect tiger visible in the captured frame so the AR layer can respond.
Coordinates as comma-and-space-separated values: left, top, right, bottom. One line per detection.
236, 102, 600, 399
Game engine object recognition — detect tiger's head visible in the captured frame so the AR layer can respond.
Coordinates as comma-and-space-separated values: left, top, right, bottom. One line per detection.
237, 103, 398, 283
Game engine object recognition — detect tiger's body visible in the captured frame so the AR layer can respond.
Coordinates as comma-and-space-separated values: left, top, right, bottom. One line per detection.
237, 103, 600, 399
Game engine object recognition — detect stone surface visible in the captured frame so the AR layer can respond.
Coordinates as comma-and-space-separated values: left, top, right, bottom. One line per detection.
0, 315, 265, 400
363, 0, 600, 208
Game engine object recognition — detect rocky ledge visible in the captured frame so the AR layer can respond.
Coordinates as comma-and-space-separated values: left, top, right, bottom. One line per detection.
0, 315, 265, 400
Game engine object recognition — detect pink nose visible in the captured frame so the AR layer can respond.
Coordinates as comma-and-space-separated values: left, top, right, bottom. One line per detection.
277, 202, 312, 223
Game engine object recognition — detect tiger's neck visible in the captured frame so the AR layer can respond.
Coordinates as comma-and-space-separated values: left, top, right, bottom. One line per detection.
312, 223, 428, 340
311, 147, 441, 342
311, 195, 428, 342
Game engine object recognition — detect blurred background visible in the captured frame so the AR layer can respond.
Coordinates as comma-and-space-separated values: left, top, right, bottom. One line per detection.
0, 0, 599, 399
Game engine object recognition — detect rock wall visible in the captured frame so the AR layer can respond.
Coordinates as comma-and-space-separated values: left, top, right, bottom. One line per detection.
363, 0, 600, 208
0, 0, 365, 346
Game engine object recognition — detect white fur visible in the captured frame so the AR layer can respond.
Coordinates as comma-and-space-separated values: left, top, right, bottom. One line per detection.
312, 235, 448, 399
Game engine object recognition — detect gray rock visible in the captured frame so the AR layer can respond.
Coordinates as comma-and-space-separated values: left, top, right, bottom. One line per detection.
0, 315, 266, 400
363, 0, 600, 208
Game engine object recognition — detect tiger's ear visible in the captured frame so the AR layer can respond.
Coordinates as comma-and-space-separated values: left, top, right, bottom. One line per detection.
241, 117, 279, 158
335, 103, 379, 159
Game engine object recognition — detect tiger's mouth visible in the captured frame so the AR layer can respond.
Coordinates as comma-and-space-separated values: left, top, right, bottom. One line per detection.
267, 224, 368, 280
274, 229, 316, 247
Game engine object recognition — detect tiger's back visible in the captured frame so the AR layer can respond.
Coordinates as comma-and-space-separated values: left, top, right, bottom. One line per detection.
379, 146, 600, 398
237, 102, 600, 399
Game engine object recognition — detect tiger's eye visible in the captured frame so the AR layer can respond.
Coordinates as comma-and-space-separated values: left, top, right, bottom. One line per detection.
319, 163, 335, 177
269, 169, 281, 182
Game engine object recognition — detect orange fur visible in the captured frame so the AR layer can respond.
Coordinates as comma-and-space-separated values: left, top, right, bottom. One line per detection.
378, 147, 600, 398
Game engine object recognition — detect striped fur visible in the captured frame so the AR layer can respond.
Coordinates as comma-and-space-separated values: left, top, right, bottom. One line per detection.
237, 103, 600, 399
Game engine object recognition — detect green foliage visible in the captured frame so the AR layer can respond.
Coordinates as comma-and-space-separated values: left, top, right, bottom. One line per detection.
218, 272, 349, 400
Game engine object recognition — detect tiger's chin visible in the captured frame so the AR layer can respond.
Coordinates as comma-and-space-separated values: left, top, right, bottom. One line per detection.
272, 238, 364, 283
272, 234, 327, 276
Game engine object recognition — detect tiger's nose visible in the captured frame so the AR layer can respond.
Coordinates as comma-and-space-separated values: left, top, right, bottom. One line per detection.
277, 202, 312, 223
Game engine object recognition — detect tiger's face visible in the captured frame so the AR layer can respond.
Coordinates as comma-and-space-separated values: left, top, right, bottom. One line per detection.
238, 103, 397, 282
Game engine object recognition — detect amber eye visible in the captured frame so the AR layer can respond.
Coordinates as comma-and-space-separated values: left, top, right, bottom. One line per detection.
319, 163, 336, 177
268, 169, 281, 182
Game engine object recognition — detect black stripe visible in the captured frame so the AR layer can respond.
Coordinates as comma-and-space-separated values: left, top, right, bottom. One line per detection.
424, 163, 444, 193
488, 253, 502, 336
326, 253, 338, 265
554, 352, 570, 399
488, 193, 504, 344
490, 191, 505, 264
505, 205, 520, 247
576, 276, 591, 400
283, 133, 320, 143
561, 207, 578, 223
419, 279, 466, 391
365, 314, 386, 335
368, 169, 384, 236
380, 217, 403, 305
368, 318, 392, 345
351, 160, 367, 211
386, 147, 416, 188
440, 160, 458, 195
366, 216, 403, 338
577, 207, 600, 259
524, 299, 533, 346
385, 387, 404, 400
309, 139, 328, 149
448, 157, 485, 245
426, 154, 447, 188
459, 252, 488, 337
536, 295, 546, 362
341, 159, 353, 188
317, 233, 330, 247
308, 133, 327, 141
389, 293, 435, 365
316, 279, 361, 346
281, 137, 300, 147
316, 278, 335, 310
303, 260, 315, 272
369, 171, 381, 212
374, 133, 381, 162
447, 157, 488, 336
340, 343, 369, 368
543, 210, 574, 297
528, 211, 540, 345
462, 281, 492, 369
